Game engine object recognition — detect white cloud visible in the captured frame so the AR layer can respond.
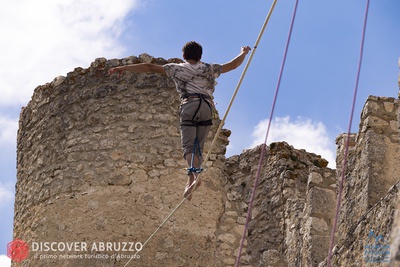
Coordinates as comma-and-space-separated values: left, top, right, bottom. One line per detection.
0, 255, 10, 267
0, 116, 18, 145
0, 0, 141, 106
251, 116, 336, 168
0, 182, 14, 206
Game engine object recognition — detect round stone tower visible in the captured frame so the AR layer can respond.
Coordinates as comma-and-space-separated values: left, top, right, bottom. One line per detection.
14, 55, 229, 266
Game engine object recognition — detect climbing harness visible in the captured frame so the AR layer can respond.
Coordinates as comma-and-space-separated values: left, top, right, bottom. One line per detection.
181, 95, 210, 174
123, 1, 278, 266
180, 93, 213, 127
327, 1, 370, 266
234, 0, 297, 265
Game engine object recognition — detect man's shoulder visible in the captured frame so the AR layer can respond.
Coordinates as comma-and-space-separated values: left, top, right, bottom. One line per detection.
201, 62, 222, 75
200, 62, 221, 66
163, 62, 188, 70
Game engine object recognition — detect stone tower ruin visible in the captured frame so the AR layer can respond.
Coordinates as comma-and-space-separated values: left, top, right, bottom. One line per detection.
14, 55, 229, 266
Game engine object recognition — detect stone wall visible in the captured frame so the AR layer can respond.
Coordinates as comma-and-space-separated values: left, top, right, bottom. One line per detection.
13, 54, 400, 267
320, 96, 400, 266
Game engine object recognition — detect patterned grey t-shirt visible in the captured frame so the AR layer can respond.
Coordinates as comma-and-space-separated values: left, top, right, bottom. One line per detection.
163, 62, 222, 99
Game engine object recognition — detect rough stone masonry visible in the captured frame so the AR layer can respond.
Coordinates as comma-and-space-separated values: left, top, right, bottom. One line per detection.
13, 55, 400, 267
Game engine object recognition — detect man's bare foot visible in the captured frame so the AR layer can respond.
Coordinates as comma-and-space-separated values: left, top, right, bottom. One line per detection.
184, 175, 202, 201
192, 175, 202, 191
183, 174, 195, 200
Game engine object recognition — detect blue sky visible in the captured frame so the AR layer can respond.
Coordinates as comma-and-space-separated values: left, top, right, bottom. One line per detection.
0, 0, 399, 265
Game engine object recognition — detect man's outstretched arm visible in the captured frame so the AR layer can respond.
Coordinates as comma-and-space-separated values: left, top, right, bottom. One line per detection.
221, 46, 251, 73
108, 63, 166, 77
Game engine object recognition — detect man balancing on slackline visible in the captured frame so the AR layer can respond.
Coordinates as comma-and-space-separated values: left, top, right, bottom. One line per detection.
108, 41, 251, 200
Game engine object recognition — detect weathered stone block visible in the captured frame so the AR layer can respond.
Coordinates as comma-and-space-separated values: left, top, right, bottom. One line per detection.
308, 187, 336, 217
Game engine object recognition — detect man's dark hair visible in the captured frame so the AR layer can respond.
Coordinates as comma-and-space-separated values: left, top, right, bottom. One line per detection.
182, 41, 202, 62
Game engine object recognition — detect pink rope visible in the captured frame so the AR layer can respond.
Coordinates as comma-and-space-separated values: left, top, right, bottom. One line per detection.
326, 0, 370, 266
234, 0, 299, 266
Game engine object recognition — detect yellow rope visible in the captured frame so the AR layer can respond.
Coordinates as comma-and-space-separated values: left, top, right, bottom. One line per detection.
123, 1, 278, 266
202, 0, 278, 167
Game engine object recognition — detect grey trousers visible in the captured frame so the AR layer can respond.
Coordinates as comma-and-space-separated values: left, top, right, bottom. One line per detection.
179, 99, 213, 164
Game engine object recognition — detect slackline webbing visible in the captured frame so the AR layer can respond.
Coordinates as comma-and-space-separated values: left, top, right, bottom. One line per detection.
326, 0, 370, 266
234, 0, 298, 265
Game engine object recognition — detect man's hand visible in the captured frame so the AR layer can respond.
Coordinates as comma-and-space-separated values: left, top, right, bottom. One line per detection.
241, 46, 251, 55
